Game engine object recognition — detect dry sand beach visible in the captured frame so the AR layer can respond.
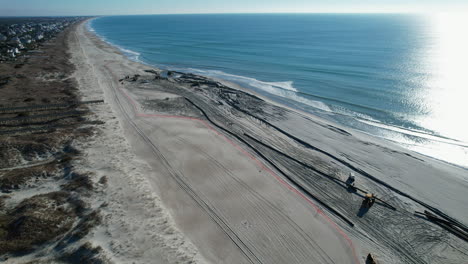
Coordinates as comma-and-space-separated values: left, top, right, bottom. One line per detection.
67, 19, 468, 263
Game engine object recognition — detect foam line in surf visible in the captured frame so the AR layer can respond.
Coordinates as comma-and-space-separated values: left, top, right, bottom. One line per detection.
87, 19, 141, 62
185, 68, 333, 112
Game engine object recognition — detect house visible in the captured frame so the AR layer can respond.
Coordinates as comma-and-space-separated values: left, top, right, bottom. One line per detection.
7, 49, 16, 58
21, 36, 32, 44
9, 36, 21, 44
35, 33, 44, 41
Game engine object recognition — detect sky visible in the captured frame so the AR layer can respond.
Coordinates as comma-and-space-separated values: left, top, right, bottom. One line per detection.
0, 0, 467, 16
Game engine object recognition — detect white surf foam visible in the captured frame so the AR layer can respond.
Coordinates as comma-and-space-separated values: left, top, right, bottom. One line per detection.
189, 69, 297, 92
186, 68, 332, 112
118, 47, 141, 62
86, 19, 141, 62
85, 19, 96, 32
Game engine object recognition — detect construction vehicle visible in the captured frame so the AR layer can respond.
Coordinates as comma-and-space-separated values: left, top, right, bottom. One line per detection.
362, 193, 376, 209
345, 173, 357, 192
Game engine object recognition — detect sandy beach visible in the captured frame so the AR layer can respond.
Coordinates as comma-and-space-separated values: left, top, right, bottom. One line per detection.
69, 19, 468, 264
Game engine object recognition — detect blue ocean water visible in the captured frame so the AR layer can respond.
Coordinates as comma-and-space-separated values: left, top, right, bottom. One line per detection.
90, 14, 468, 168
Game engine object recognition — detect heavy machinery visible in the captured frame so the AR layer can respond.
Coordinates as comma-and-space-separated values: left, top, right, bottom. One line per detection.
362, 193, 376, 209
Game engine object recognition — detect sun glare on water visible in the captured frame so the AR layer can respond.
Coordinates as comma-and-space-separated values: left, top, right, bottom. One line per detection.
420, 13, 468, 141
411, 12, 468, 166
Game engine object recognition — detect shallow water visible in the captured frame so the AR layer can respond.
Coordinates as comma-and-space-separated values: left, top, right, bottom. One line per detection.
90, 14, 468, 168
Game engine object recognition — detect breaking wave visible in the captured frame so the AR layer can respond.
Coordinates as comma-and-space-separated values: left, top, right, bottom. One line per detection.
186, 68, 332, 112
87, 19, 141, 62
118, 47, 141, 62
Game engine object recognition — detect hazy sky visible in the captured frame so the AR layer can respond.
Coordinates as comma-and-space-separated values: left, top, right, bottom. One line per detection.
0, 0, 467, 16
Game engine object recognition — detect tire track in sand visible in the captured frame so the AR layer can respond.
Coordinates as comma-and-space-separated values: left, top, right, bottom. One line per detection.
114, 76, 359, 264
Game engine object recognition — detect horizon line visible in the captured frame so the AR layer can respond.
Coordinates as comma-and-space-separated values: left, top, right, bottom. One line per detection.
0, 11, 454, 18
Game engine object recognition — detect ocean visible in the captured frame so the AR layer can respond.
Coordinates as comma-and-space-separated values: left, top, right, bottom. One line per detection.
89, 14, 468, 168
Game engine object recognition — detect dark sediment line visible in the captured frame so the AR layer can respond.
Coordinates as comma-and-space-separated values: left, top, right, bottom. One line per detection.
184, 97, 355, 227
227, 101, 468, 233
171, 71, 264, 101
414, 211, 468, 242
243, 133, 397, 211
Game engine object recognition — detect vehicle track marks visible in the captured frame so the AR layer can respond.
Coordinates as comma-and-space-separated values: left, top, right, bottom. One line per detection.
112, 80, 360, 264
